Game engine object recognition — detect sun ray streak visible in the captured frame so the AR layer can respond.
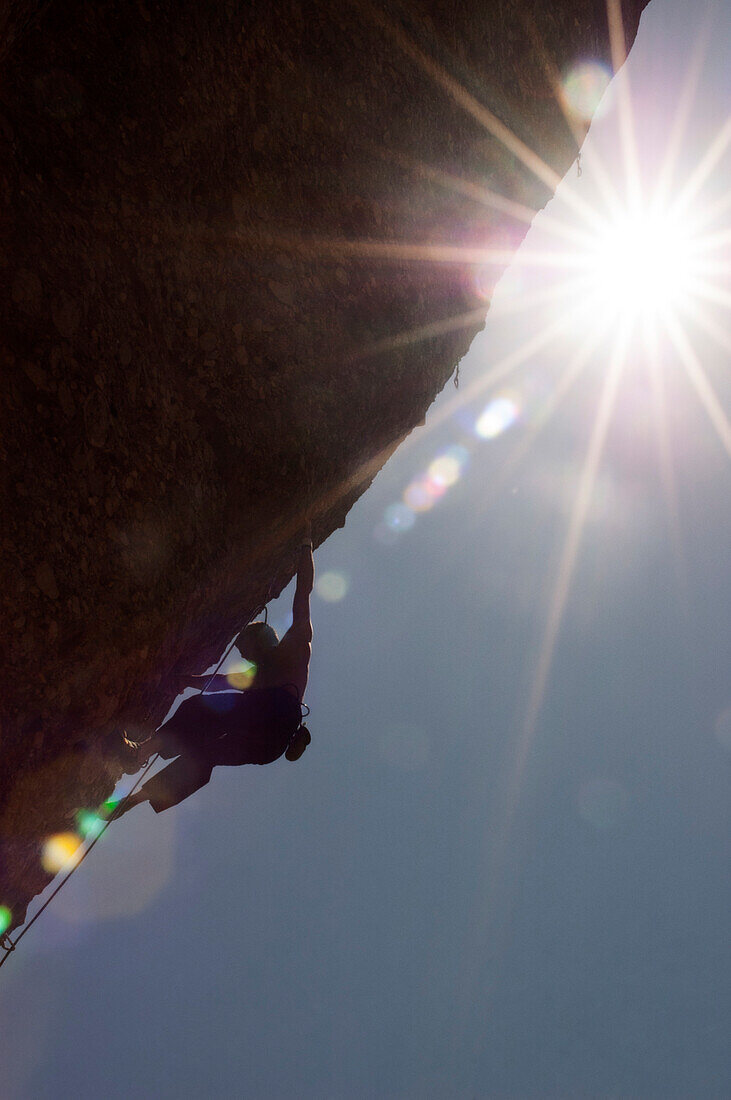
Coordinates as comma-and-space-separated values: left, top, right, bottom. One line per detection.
475, 318, 613, 506
454, 330, 628, 1036
672, 115, 731, 217
654, 18, 711, 206
689, 228, 731, 257
679, 299, 731, 355
401, 155, 598, 251
518, 9, 587, 147
248, 231, 592, 272
524, 209, 603, 252
349, 306, 487, 360
692, 191, 731, 234
664, 312, 731, 461
643, 318, 687, 604
412, 298, 594, 443
358, 0, 605, 232
434, 320, 615, 1049
517, 331, 628, 785
686, 276, 731, 313
393, 154, 537, 226
361, 2, 560, 190
606, 0, 642, 209
519, 9, 624, 219
351, 269, 592, 362
489, 272, 596, 319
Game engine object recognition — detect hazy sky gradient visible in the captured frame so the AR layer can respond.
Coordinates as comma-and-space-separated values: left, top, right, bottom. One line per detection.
2, 2, 729, 1096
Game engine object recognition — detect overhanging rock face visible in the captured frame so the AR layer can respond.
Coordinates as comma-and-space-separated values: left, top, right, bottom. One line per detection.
0, 0, 648, 929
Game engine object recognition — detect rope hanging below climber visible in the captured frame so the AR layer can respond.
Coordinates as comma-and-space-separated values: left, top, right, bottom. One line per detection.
0, 532, 315, 970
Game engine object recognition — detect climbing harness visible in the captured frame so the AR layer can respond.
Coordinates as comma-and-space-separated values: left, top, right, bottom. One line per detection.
0, 589, 282, 970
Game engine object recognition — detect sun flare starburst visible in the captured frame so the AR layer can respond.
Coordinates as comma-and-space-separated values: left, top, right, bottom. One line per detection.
249, 0, 731, 1027
334, 5, 730, 892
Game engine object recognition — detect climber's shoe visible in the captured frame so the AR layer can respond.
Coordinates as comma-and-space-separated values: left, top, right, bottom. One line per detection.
107, 730, 149, 774
285, 724, 311, 761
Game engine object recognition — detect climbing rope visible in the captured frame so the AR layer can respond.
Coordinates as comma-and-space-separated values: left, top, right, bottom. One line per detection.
0, 751, 160, 969
0, 592, 275, 970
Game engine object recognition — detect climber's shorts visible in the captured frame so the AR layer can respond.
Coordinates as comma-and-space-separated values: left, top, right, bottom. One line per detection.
141, 686, 302, 813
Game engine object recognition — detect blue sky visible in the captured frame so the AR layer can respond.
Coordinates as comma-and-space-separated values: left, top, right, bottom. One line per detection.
2, 2, 729, 1096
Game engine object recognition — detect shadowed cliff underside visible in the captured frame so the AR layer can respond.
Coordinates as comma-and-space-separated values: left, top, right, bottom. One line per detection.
0, 0, 647, 931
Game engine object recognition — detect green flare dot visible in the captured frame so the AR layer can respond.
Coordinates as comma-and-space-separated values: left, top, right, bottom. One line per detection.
76, 809, 104, 839
0, 906, 12, 936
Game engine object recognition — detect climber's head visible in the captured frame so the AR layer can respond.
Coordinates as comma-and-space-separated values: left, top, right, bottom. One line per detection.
237, 621, 279, 663
285, 725, 311, 762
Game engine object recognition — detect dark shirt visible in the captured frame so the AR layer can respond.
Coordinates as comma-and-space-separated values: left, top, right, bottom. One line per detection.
141, 686, 301, 813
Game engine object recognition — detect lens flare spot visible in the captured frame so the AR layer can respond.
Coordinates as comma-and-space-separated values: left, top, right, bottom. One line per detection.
424, 476, 448, 500
0, 905, 11, 935
403, 479, 436, 512
55, 804, 176, 924
384, 502, 415, 532
316, 571, 349, 602
42, 832, 83, 874
428, 444, 468, 488
562, 61, 612, 122
428, 452, 463, 489
76, 810, 105, 840
475, 395, 519, 439
226, 659, 257, 689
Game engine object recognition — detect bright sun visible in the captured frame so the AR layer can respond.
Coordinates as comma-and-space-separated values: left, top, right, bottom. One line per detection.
296, 1, 731, 902
588, 204, 697, 321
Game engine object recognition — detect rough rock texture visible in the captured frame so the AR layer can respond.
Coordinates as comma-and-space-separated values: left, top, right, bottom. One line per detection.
0, 0, 648, 932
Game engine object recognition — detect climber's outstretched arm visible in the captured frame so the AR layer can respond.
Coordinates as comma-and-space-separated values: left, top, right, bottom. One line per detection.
275, 538, 314, 698
291, 539, 314, 639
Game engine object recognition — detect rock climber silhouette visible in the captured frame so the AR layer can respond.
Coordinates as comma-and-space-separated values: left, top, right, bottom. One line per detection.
109, 533, 315, 817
